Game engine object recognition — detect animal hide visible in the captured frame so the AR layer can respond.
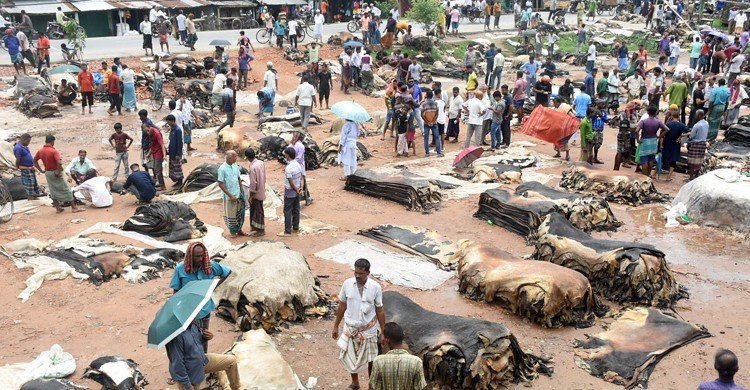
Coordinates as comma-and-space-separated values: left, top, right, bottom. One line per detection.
728, 117, 750, 147
82, 356, 147, 390
383, 292, 552, 389
559, 165, 668, 206
228, 330, 304, 389
702, 141, 750, 174
320, 136, 371, 166
173, 79, 213, 108
465, 163, 522, 184
574, 308, 711, 388
179, 163, 248, 193
475, 188, 559, 239
456, 240, 599, 328
20, 379, 85, 390
217, 126, 260, 153
214, 242, 328, 331
121, 201, 206, 242
191, 108, 221, 128
18, 95, 60, 118
345, 169, 442, 212
358, 224, 460, 270
534, 214, 686, 307
258, 112, 324, 128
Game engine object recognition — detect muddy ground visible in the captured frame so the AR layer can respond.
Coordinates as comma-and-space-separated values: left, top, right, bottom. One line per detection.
0, 40, 748, 390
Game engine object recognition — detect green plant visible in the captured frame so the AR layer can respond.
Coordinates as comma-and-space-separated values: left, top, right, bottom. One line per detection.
62, 19, 87, 53
375, 0, 397, 14
405, 0, 443, 32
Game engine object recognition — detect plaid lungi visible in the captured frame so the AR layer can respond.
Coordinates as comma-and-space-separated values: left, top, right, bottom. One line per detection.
616, 128, 630, 153
249, 198, 265, 231
592, 130, 604, 148
687, 141, 707, 172
168, 157, 184, 183
223, 194, 246, 235
639, 137, 658, 162
20, 169, 41, 197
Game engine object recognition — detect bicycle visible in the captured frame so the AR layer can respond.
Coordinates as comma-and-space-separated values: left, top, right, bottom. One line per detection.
150, 79, 164, 110
0, 180, 14, 223
256, 28, 273, 45
347, 16, 361, 32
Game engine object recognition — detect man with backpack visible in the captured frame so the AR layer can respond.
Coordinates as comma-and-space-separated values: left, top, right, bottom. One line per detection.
420, 90, 443, 157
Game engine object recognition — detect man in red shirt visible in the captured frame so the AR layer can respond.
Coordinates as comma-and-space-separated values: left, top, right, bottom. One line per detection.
107, 65, 122, 115
144, 123, 166, 190
33, 134, 83, 213
77, 63, 95, 115
36, 32, 51, 74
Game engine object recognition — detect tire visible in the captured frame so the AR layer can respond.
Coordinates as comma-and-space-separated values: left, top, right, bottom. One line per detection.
231, 18, 242, 30
347, 21, 358, 32
48, 27, 64, 40
247, 19, 260, 28
607, 7, 615, 16
297, 28, 306, 42
468, 15, 477, 23
194, 22, 203, 31
0, 182, 13, 223
150, 89, 164, 111
256, 28, 270, 44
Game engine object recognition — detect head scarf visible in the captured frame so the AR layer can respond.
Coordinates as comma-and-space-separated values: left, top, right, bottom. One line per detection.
184, 242, 212, 275
730, 79, 743, 105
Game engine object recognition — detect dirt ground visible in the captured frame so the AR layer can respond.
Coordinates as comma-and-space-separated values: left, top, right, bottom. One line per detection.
0, 41, 749, 390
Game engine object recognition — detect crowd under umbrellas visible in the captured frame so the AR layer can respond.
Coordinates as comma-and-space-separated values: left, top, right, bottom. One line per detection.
2, 1, 750, 389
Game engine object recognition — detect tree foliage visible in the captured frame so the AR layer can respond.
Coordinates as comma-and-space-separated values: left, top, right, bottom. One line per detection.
62, 20, 87, 52
406, 0, 443, 31
375, 0, 398, 14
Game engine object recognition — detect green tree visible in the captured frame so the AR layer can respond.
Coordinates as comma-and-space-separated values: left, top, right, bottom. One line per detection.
62, 20, 87, 55
406, 0, 443, 32
375, 0, 398, 15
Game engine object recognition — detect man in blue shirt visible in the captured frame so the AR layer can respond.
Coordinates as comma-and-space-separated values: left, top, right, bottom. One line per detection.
166, 320, 241, 390
584, 68, 596, 100
520, 54, 540, 97
618, 43, 629, 70
697, 349, 745, 390
166, 114, 184, 187
574, 86, 592, 118
484, 43, 498, 86
123, 163, 156, 203
13, 133, 43, 200
170, 242, 232, 352
408, 78, 424, 133
3, 29, 25, 74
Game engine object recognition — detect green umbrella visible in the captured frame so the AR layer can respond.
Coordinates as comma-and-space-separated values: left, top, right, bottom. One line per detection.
147, 278, 219, 349
48, 64, 82, 75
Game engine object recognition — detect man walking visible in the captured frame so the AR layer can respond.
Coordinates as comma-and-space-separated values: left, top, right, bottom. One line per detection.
333, 258, 386, 390
3, 29, 26, 75
33, 135, 82, 214
244, 148, 266, 236
370, 322, 427, 390
107, 65, 122, 115
166, 115, 184, 187
77, 65, 94, 114
216, 79, 236, 133
176, 10, 187, 44
145, 122, 166, 190
295, 76, 316, 132
217, 150, 245, 237
109, 123, 133, 182
13, 133, 43, 200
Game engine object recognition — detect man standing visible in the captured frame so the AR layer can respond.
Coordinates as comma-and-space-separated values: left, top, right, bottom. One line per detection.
33, 135, 82, 214
13, 133, 43, 200
607, 68, 621, 106
176, 10, 187, 45
490, 48, 504, 90
446, 86, 464, 143
484, 43, 497, 86
512, 71, 527, 124
727, 51, 746, 85
687, 110, 708, 180
179, 95, 196, 151
689, 80, 706, 127
217, 150, 245, 237
521, 55, 539, 100
500, 84, 513, 146
370, 322, 427, 390
3, 29, 25, 75
123, 164, 156, 203
584, 68, 596, 102
166, 115, 184, 187
140, 15, 153, 57
576, 24, 586, 55
157, 15, 171, 54
264, 61, 277, 92
107, 65, 122, 115
186, 13, 197, 51
420, 90, 443, 157
138, 109, 155, 177
663, 76, 688, 123
211, 69, 227, 111
216, 79, 236, 133
64, 150, 96, 185
145, 123, 166, 190
333, 258, 386, 390
586, 40, 597, 74
574, 86, 592, 119
295, 76, 316, 132
698, 349, 744, 390
109, 123, 133, 182
462, 90, 487, 148
36, 32, 51, 74
16, 29, 35, 69
279, 147, 302, 237
291, 131, 313, 206
244, 148, 266, 236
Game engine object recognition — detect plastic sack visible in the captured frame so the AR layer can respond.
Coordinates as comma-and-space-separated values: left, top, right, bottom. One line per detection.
663, 202, 687, 228
0, 344, 76, 390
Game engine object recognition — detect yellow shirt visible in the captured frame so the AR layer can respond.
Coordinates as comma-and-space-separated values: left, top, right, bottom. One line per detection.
466, 72, 478, 91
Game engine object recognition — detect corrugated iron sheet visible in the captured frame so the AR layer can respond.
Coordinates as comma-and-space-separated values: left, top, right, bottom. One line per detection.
67, 0, 117, 11
2, 0, 77, 14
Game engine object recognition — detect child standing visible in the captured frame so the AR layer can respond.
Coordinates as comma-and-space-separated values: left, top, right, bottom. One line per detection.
579, 108, 594, 164
394, 105, 412, 156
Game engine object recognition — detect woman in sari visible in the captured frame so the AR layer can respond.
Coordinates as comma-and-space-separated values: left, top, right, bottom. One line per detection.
723, 78, 747, 127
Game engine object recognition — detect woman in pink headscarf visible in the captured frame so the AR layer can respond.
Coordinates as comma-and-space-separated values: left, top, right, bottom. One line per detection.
723, 78, 748, 126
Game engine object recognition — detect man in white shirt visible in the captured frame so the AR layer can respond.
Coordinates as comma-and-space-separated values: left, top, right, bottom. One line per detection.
735, 10, 748, 34
435, 91, 447, 146
480, 85, 493, 145
607, 67, 620, 105
149, 5, 159, 23
55, 7, 67, 24
294, 76, 317, 131
332, 259, 386, 390
461, 90, 487, 148
73, 171, 113, 208
372, 5, 381, 17
390, 7, 399, 20
211, 69, 227, 111
728, 53, 746, 85
490, 49, 504, 89
351, 47, 363, 87
264, 61, 277, 91
408, 59, 422, 82
16, 30, 34, 67
288, 18, 299, 49
176, 10, 187, 44
178, 95, 195, 151
139, 17, 153, 56
447, 86, 464, 142
586, 41, 597, 74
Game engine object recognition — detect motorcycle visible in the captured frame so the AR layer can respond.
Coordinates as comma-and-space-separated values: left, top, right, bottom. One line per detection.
46, 21, 84, 39
460, 5, 483, 23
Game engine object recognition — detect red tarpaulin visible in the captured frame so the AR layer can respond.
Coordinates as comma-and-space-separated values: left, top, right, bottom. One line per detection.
521, 105, 581, 147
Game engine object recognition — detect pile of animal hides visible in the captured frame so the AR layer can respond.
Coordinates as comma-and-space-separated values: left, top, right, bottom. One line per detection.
180, 163, 248, 192
456, 239, 600, 328
574, 308, 710, 388
612, 13, 645, 23
1, 173, 45, 201
384, 292, 552, 389
259, 112, 325, 129
534, 213, 687, 307
454, 163, 522, 184
4, 237, 183, 301
405, 36, 434, 52
345, 169, 442, 212
82, 356, 148, 390
559, 165, 668, 206
358, 224, 461, 270
173, 79, 213, 108
320, 136, 371, 166
702, 140, 750, 173
327, 31, 356, 46
191, 108, 222, 128
170, 54, 206, 78
214, 241, 329, 331
14, 76, 59, 118
475, 182, 619, 239
227, 330, 305, 389
283, 47, 309, 64
121, 200, 206, 242
673, 169, 750, 233
725, 117, 750, 147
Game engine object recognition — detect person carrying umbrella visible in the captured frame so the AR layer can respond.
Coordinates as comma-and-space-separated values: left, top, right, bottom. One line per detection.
169, 242, 232, 352
332, 101, 369, 179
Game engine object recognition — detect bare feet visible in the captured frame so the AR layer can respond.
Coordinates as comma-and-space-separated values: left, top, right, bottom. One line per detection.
72, 208, 84, 213
277, 232, 291, 237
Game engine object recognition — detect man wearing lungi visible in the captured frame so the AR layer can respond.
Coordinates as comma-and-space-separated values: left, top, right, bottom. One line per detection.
33, 135, 83, 214
332, 258, 386, 390
166, 115, 184, 187
244, 148, 266, 237
13, 133, 43, 200
687, 110, 709, 181
217, 150, 245, 237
